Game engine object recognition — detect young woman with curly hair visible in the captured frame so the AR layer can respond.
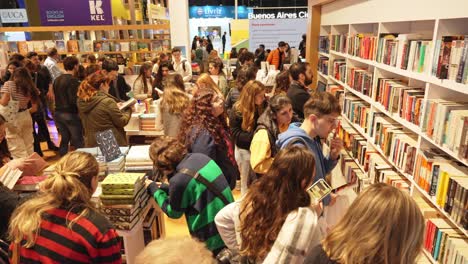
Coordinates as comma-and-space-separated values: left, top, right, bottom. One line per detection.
305, 183, 425, 264
178, 89, 239, 190
215, 146, 322, 263
8, 152, 121, 263
154, 86, 190, 137
229, 80, 266, 194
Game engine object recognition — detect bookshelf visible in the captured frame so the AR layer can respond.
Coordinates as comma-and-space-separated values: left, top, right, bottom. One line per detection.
316, 2, 468, 259
0, 24, 171, 64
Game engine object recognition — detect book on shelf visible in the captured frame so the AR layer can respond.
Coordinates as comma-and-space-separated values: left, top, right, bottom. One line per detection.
55, 40, 66, 52
150, 40, 162, 52
347, 33, 377, 60
433, 35, 468, 84
330, 34, 347, 53
120, 42, 130, 52
318, 56, 329, 75
332, 59, 346, 82
17, 41, 28, 54
319, 35, 330, 53
130, 41, 138, 51
347, 67, 373, 96
101, 42, 110, 52
67, 40, 79, 53
343, 95, 371, 132
424, 218, 467, 262
44, 40, 56, 50
32, 41, 45, 53
7, 42, 18, 53
137, 42, 149, 51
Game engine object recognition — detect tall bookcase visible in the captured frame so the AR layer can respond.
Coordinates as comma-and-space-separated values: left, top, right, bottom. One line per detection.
314, 0, 468, 263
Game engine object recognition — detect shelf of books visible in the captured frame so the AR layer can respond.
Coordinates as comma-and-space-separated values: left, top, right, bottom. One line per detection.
317, 17, 468, 259
0, 24, 171, 63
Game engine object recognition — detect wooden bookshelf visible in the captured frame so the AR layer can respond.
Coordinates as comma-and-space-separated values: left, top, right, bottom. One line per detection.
0, 24, 170, 33
314, 1, 468, 252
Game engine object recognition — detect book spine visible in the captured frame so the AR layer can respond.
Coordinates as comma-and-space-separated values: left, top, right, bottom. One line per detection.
456, 39, 468, 83
429, 164, 440, 196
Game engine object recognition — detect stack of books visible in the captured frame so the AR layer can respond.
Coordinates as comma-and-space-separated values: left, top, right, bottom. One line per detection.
125, 145, 153, 172
332, 59, 346, 82
100, 173, 150, 230
424, 218, 467, 263
330, 34, 347, 53
139, 114, 157, 131
319, 36, 330, 53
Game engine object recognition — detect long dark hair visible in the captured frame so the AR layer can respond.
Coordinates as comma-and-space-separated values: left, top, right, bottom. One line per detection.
136, 62, 152, 93
153, 61, 172, 89
13, 67, 39, 103
178, 89, 229, 149
239, 146, 315, 260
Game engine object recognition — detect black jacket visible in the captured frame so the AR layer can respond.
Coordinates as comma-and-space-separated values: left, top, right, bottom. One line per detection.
287, 81, 310, 121
54, 74, 80, 113
109, 74, 131, 101
304, 245, 339, 264
229, 109, 261, 150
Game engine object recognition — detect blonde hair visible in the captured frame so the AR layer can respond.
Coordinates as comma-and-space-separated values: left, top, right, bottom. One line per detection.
135, 237, 215, 264
196, 73, 222, 96
160, 86, 190, 114
323, 183, 424, 264
9, 152, 99, 247
234, 80, 266, 132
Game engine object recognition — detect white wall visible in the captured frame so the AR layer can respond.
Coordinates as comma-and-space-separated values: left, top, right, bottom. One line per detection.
321, 0, 468, 25
168, 0, 190, 60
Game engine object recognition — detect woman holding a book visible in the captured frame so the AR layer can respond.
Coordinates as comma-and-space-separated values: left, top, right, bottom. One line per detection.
178, 89, 238, 190
8, 151, 121, 263
154, 86, 190, 137
304, 183, 424, 264
215, 146, 322, 263
77, 72, 132, 147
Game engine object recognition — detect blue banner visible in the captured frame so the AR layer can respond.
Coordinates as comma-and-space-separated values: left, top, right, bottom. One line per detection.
189, 6, 252, 19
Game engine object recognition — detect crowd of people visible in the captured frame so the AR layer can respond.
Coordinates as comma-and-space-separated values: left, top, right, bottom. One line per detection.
0, 39, 427, 264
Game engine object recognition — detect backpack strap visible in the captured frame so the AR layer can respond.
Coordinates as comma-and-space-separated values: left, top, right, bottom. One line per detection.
286, 137, 307, 148
179, 168, 230, 205
181, 59, 187, 72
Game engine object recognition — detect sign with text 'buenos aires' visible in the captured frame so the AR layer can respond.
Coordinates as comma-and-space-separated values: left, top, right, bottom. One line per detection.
38, 0, 112, 26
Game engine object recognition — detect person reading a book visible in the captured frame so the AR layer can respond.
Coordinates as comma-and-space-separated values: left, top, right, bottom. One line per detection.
77, 72, 132, 147
215, 146, 322, 263
250, 95, 293, 176
102, 59, 130, 102
8, 151, 122, 263
133, 62, 154, 100
229, 80, 267, 195
277, 92, 343, 207
145, 135, 234, 255
305, 183, 424, 264
153, 61, 172, 97
178, 89, 239, 190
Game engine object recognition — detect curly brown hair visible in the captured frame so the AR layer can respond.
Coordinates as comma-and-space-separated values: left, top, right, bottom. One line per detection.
77, 72, 110, 101
149, 135, 187, 178
239, 146, 315, 260
178, 89, 229, 150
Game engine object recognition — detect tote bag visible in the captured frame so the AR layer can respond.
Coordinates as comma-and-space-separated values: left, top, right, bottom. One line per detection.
0, 81, 20, 124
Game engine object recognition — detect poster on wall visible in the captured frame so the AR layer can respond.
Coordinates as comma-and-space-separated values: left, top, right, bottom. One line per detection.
249, 18, 307, 51
198, 26, 222, 40
38, 0, 113, 26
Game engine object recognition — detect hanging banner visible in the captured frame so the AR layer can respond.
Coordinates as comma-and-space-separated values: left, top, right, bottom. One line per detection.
38, 0, 113, 26
0, 9, 29, 23
249, 19, 307, 51
189, 6, 252, 19
149, 4, 169, 20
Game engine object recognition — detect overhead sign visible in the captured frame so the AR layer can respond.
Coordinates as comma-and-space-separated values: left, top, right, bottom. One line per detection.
189, 6, 253, 19
248, 11, 308, 19
0, 9, 28, 23
149, 4, 169, 20
249, 18, 307, 51
38, 0, 112, 26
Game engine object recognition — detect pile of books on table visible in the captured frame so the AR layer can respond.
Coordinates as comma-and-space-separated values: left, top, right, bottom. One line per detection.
125, 145, 153, 172
99, 173, 150, 230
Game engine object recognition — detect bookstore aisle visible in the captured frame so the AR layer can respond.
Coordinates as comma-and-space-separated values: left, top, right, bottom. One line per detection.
312, 0, 468, 263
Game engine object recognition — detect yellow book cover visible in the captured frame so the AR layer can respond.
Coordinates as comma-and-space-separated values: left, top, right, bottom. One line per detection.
436, 171, 448, 207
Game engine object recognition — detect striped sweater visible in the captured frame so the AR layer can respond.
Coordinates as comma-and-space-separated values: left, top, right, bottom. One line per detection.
148, 153, 234, 252
9, 206, 121, 264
